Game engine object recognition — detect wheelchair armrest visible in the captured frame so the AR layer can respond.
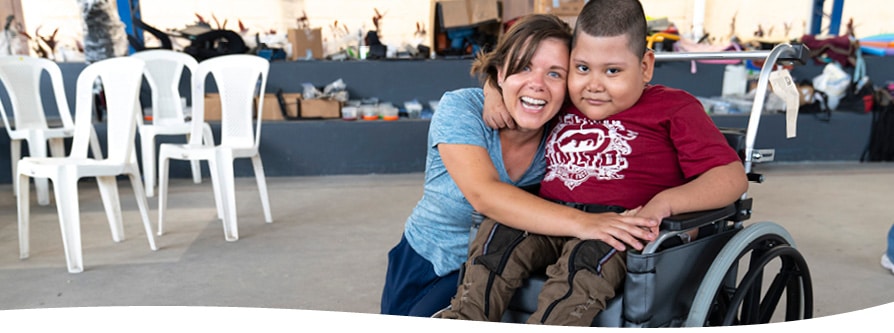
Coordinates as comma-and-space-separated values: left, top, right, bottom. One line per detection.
660, 204, 737, 232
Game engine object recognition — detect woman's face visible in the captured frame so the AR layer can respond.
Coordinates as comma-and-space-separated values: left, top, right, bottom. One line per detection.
498, 37, 569, 131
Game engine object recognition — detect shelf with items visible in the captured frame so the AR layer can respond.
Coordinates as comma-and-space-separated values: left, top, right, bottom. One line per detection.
534, 0, 584, 26
429, 0, 503, 58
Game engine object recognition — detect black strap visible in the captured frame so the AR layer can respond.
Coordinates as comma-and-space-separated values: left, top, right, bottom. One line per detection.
549, 199, 627, 214
275, 89, 302, 120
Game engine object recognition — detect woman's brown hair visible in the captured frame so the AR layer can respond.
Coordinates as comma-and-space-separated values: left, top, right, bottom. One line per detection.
470, 14, 572, 92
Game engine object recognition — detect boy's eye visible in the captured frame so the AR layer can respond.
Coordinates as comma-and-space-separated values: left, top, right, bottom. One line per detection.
606, 68, 621, 75
575, 64, 589, 73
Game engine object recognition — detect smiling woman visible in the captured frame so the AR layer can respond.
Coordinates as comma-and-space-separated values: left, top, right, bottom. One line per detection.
379, 13, 574, 318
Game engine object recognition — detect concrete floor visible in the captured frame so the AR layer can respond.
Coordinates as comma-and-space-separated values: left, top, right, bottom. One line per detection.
0, 161, 892, 324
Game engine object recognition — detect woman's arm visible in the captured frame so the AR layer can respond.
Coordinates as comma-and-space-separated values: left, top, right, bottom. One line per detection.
439, 143, 659, 251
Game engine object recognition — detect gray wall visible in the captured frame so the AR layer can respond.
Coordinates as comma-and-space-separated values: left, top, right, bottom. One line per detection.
0, 56, 890, 184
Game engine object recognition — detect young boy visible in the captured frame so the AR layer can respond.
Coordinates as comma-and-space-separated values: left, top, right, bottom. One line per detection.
436, 0, 748, 326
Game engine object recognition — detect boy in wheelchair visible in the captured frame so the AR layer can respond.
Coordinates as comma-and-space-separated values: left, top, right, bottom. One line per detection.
435, 0, 749, 326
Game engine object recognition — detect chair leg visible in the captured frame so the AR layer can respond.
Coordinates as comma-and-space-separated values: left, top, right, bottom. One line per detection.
48, 138, 66, 157
189, 159, 202, 184
157, 153, 171, 236
55, 175, 85, 274
179, 132, 203, 185
16, 172, 32, 259
214, 150, 239, 241
208, 154, 224, 220
127, 169, 158, 251
251, 154, 273, 223
194, 123, 214, 184
26, 135, 51, 206
89, 125, 104, 160
202, 123, 215, 147
96, 175, 125, 243
140, 133, 157, 197
10, 139, 20, 197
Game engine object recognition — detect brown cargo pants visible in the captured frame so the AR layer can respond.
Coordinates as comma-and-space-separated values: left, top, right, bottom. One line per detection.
437, 217, 626, 326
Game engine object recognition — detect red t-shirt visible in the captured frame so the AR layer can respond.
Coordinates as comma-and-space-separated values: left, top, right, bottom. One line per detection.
539, 85, 740, 209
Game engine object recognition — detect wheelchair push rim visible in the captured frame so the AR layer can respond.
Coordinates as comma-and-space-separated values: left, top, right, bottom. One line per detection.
684, 221, 814, 327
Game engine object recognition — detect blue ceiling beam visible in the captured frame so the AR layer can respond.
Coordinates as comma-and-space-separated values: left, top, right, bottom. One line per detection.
809, 0, 846, 36
116, 0, 141, 54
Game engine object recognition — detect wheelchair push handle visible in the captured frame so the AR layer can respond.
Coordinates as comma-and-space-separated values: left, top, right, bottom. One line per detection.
654, 43, 809, 65
657, 43, 810, 175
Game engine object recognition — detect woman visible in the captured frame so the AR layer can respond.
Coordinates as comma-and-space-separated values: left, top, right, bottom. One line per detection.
379, 14, 574, 317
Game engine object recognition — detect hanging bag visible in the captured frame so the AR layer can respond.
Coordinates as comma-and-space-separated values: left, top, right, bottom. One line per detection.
861, 88, 894, 162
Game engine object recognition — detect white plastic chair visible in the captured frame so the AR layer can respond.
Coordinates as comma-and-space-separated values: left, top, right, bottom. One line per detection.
131, 50, 214, 197
16, 57, 158, 274
157, 54, 272, 242
0, 55, 103, 206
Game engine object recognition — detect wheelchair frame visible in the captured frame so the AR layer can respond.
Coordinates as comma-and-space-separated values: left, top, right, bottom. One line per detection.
497, 43, 815, 327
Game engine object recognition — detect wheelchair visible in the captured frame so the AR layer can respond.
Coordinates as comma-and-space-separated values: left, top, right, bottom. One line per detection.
480, 43, 815, 327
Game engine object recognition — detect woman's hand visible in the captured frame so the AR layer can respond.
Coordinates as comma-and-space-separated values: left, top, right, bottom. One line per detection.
574, 212, 658, 252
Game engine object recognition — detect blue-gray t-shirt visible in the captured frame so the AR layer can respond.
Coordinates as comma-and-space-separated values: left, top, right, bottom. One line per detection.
403, 87, 548, 276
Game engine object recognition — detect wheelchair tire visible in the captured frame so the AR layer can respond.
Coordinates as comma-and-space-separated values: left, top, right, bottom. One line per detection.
719, 243, 813, 325
684, 222, 813, 327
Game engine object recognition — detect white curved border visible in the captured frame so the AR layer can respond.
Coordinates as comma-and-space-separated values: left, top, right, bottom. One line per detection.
0, 303, 891, 332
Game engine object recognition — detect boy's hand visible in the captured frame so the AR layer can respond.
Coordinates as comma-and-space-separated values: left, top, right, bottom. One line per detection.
482, 80, 516, 129
483, 102, 515, 129
621, 206, 641, 216
635, 201, 673, 236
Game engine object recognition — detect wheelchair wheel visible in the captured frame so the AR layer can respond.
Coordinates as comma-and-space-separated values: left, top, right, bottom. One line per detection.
685, 222, 813, 327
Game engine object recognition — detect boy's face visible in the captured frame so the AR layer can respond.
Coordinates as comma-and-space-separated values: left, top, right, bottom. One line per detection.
498, 37, 569, 131
567, 32, 655, 120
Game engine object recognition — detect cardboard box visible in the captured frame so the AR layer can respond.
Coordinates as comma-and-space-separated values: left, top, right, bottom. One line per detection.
277, 92, 303, 118
535, 0, 585, 17
502, 0, 535, 21
203, 93, 222, 121
205, 93, 289, 121
287, 28, 324, 60
253, 94, 287, 121
253, 93, 340, 120
429, 0, 503, 57
434, 0, 500, 29
297, 98, 342, 119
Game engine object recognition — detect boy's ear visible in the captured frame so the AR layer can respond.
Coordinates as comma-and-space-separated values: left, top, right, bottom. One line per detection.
641, 49, 655, 84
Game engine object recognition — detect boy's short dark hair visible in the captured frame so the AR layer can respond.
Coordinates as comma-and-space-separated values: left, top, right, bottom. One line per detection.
574, 0, 648, 59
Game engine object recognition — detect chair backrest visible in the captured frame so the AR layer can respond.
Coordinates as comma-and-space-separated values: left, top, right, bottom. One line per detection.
0, 55, 75, 133
191, 54, 269, 149
130, 50, 198, 126
70, 57, 146, 163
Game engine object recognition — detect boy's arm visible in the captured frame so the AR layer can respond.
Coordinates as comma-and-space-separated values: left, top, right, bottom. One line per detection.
481, 79, 516, 130
635, 161, 749, 233
439, 143, 658, 251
